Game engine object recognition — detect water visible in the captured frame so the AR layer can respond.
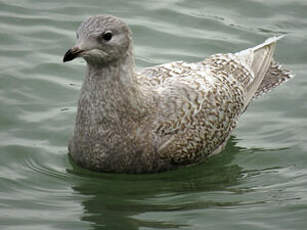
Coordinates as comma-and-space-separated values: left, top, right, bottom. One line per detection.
0, 0, 306, 229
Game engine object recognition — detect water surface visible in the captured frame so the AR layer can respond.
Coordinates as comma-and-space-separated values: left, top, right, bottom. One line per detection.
0, 0, 307, 229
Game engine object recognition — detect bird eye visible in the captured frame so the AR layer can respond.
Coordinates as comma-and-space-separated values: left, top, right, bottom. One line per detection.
101, 31, 113, 41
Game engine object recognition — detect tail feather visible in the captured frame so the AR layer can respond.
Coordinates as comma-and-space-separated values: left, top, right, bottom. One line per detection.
253, 60, 293, 99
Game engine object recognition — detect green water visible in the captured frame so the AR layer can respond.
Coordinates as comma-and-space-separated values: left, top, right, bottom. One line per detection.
0, 0, 306, 229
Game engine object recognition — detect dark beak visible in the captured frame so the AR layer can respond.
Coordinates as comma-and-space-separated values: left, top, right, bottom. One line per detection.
63, 47, 84, 62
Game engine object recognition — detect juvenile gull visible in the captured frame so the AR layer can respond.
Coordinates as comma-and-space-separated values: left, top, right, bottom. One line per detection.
63, 15, 293, 173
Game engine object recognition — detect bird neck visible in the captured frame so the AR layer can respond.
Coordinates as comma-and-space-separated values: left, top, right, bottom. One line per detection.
80, 54, 146, 124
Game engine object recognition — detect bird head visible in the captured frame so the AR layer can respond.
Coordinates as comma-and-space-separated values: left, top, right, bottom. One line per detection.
63, 15, 132, 65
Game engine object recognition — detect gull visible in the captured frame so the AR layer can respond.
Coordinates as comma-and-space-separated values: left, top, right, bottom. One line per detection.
63, 15, 293, 173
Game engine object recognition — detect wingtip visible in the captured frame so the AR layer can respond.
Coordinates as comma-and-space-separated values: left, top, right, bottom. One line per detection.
265, 34, 286, 43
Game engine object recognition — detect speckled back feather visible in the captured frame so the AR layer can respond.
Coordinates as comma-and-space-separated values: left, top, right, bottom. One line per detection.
137, 36, 292, 164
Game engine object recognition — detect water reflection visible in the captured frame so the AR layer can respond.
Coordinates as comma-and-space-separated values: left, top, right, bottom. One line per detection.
68, 137, 245, 229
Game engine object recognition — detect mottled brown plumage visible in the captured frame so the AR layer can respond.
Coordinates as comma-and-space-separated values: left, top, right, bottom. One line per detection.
63, 15, 293, 173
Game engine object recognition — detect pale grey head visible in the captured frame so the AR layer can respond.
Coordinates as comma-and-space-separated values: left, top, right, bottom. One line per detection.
63, 15, 133, 65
